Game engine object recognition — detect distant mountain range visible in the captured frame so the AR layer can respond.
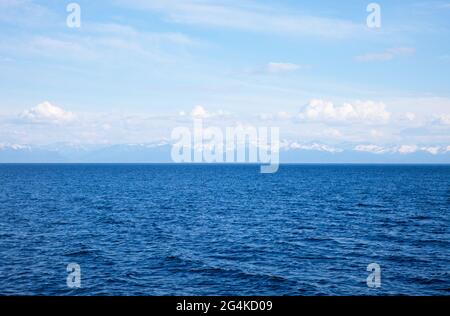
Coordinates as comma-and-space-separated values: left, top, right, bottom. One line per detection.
1, 143, 450, 163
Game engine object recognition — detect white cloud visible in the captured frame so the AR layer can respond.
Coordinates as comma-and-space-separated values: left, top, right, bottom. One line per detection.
370, 129, 383, 138
398, 145, 418, 154
299, 99, 391, 124
286, 142, 343, 153
421, 146, 441, 155
185, 105, 230, 119
355, 47, 416, 62
0, 143, 30, 151
323, 128, 342, 138
354, 144, 450, 155
438, 114, 450, 125
190, 105, 209, 119
20, 102, 75, 124
405, 112, 416, 121
354, 144, 390, 154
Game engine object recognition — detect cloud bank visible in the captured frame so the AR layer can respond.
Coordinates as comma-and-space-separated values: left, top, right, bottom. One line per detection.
298, 99, 391, 124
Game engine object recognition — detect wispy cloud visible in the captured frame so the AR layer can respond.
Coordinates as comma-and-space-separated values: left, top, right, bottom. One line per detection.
244, 62, 309, 76
0, 0, 55, 27
117, 0, 364, 39
438, 3, 450, 9
0, 21, 199, 64
266, 62, 303, 74
355, 47, 416, 62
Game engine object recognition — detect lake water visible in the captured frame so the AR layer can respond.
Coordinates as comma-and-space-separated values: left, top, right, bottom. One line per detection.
0, 164, 449, 295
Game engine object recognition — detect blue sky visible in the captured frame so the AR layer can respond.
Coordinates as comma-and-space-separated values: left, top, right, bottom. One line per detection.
1, 0, 450, 158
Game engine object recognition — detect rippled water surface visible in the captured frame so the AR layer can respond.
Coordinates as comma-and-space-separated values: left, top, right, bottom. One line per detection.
0, 164, 449, 295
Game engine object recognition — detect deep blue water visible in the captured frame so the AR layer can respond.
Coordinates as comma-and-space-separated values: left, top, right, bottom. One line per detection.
0, 164, 449, 296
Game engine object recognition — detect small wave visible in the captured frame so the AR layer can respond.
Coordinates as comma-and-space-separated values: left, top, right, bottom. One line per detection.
64, 250, 92, 257
192, 265, 295, 286
356, 203, 385, 208
411, 276, 449, 286
64, 248, 102, 258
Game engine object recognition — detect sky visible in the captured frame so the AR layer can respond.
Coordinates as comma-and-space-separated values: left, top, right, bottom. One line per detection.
1, 0, 450, 159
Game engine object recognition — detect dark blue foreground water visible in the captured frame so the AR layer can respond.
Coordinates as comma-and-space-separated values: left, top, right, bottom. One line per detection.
0, 164, 449, 296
